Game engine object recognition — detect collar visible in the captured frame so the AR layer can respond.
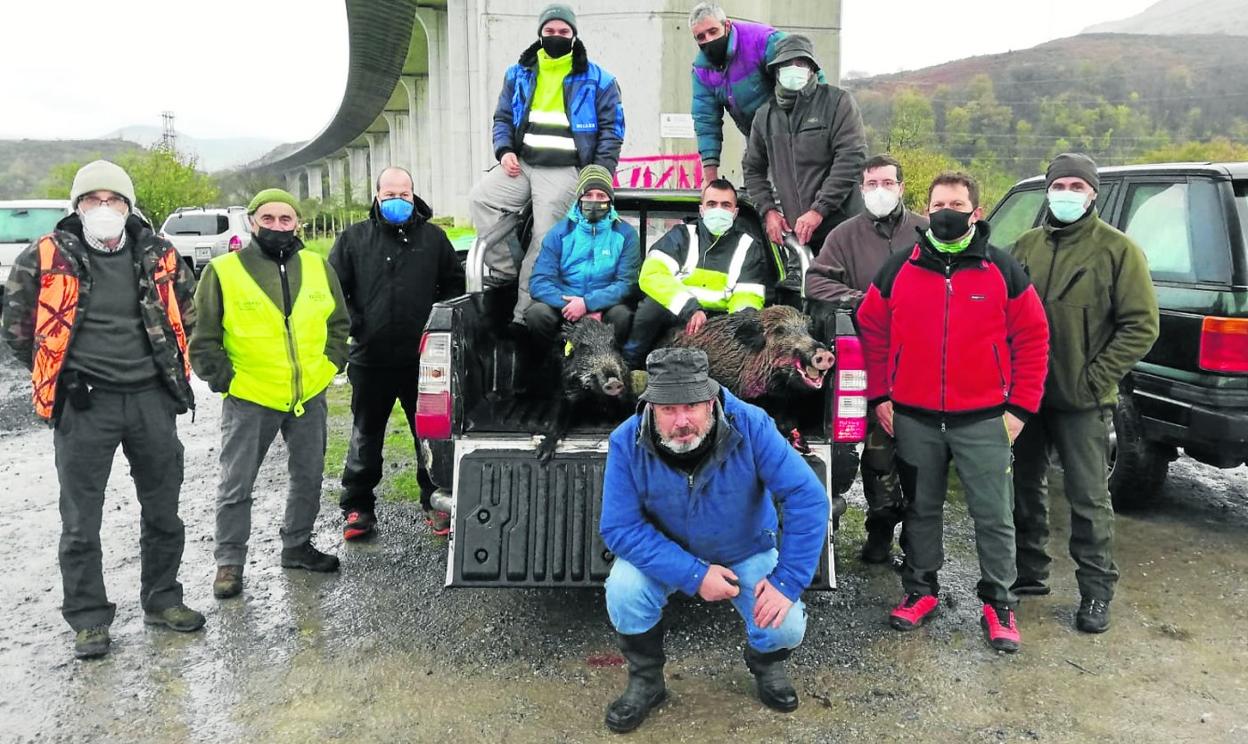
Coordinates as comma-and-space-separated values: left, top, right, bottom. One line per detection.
1043, 208, 1098, 238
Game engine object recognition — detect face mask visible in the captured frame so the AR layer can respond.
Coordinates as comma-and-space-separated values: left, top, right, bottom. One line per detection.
701, 207, 736, 236
927, 208, 974, 243
699, 34, 730, 67
379, 197, 414, 224
540, 35, 574, 58
863, 187, 901, 219
80, 206, 127, 243
776, 65, 811, 91
253, 226, 301, 259
580, 199, 610, 223
1047, 189, 1090, 224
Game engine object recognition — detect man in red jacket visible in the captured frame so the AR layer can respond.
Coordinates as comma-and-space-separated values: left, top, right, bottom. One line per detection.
857, 172, 1049, 653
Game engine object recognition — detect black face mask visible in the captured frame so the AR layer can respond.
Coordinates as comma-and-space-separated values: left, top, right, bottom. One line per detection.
699, 34, 730, 67
580, 199, 610, 223
253, 227, 301, 261
540, 35, 574, 58
927, 209, 975, 243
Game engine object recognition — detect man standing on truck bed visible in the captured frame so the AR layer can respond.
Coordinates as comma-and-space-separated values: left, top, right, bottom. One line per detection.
469, 3, 625, 329
330, 167, 465, 540
620, 178, 771, 369
742, 34, 867, 255
1009, 153, 1159, 634
806, 154, 927, 566
189, 188, 350, 600
2, 160, 204, 659
599, 348, 829, 733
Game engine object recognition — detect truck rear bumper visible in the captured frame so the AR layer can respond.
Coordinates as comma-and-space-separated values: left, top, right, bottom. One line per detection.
1134, 383, 1248, 467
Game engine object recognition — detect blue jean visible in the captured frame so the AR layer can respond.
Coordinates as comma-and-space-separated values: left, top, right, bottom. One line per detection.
605, 549, 807, 652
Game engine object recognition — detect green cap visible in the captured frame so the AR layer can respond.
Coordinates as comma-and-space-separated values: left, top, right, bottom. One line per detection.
538, 3, 577, 34
246, 188, 300, 216
576, 164, 614, 200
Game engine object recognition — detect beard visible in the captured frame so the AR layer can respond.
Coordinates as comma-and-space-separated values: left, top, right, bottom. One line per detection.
658, 428, 709, 454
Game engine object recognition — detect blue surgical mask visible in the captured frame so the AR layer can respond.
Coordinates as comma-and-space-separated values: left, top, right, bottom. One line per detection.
701, 207, 736, 236
1047, 189, 1090, 224
379, 197, 414, 224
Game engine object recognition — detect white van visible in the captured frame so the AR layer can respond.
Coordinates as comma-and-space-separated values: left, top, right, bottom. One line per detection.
0, 200, 73, 300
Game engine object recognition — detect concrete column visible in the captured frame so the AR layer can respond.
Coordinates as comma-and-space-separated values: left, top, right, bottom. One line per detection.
326, 155, 347, 203
304, 163, 325, 203
430, 5, 479, 221
381, 111, 414, 175
364, 132, 391, 195
284, 170, 303, 200
399, 75, 433, 202
347, 145, 370, 206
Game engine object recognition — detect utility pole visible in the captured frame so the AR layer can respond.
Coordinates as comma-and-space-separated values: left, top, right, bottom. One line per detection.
160, 111, 177, 152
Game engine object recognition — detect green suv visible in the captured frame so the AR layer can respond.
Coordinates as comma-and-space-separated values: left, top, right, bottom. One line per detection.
988, 163, 1248, 508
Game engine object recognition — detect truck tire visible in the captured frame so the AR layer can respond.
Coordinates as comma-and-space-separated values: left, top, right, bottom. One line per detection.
1109, 395, 1172, 511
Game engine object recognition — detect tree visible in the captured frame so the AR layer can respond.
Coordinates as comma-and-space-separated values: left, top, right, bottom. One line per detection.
43, 147, 219, 228
892, 148, 962, 213
1134, 138, 1248, 164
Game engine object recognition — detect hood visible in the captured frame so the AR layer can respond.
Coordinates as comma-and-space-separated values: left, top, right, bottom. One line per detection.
369, 193, 434, 228
518, 38, 588, 75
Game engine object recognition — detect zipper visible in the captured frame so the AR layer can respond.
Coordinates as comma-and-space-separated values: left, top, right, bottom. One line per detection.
891, 345, 902, 388
1055, 267, 1087, 302
278, 261, 303, 411
992, 343, 1007, 398
1042, 236, 1059, 300
941, 261, 952, 432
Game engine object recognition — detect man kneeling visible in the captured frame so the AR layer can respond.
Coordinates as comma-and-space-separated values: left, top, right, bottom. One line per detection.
598, 348, 829, 733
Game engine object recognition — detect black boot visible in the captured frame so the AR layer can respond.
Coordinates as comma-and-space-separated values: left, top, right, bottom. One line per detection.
744, 645, 799, 712
605, 624, 667, 733
860, 525, 895, 564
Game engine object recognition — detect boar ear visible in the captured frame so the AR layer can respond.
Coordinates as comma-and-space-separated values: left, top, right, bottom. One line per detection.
731, 314, 767, 354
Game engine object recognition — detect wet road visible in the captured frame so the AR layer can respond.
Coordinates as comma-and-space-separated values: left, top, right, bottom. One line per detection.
0, 355, 1245, 743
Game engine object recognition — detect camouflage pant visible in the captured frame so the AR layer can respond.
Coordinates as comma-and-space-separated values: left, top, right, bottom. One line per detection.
862, 412, 905, 537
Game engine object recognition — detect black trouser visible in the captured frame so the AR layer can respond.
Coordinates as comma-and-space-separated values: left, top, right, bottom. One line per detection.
340, 364, 435, 513
54, 386, 186, 631
622, 298, 690, 368
862, 410, 906, 541
523, 302, 633, 350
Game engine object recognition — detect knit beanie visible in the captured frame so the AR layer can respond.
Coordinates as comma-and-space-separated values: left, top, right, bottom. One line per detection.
576, 164, 614, 200
70, 160, 136, 208
247, 188, 301, 216
1046, 153, 1100, 192
537, 4, 577, 35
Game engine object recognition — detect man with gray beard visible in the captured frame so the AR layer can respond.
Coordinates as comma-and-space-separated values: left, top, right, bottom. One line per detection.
597, 347, 828, 733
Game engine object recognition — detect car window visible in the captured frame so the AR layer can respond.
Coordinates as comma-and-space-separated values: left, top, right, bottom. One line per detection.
643, 210, 695, 251
0, 207, 66, 244
987, 189, 1045, 249
163, 213, 228, 236
1235, 180, 1248, 252
1122, 179, 1232, 284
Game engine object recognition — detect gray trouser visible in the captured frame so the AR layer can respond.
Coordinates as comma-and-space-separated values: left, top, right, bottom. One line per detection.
1012, 406, 1118, 601
54, 387, 186, 631
468, 160, 578, 323
214, 392, 327, 566
894, 412, 1018, 607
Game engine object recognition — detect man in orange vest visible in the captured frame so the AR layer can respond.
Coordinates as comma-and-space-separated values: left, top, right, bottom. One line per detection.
1, 160, 204, 660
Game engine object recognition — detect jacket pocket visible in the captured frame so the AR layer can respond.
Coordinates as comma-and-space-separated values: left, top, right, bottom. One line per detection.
890, 345, 903, 389
1044, 299, 1093, 409
992, 343, 1008, 397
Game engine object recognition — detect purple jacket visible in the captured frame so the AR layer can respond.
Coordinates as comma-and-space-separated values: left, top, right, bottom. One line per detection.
690, 20, 784, 167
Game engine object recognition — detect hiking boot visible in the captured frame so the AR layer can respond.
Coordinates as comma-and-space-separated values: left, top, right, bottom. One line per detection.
1011, 577, 1051, 597
744, 645, 800, 713
889, 593, 939, 631
144, 604, 206, 632
213, 565, 243, 599
280, 541, 340, 572
343, 510, 376, 541
605, 624, 667, 733
424, 509, 451, 536
860, 527, 895, 565
981, 603, 1021, 653
1076, 597, 1111, 634
74, 626, 110, 659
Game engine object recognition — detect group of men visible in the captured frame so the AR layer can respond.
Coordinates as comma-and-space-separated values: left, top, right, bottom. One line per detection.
0, 1, 1162, 737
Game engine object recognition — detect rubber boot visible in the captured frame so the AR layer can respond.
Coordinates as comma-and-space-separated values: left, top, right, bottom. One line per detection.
744, 645, 799, 712
605, 624, 667, 733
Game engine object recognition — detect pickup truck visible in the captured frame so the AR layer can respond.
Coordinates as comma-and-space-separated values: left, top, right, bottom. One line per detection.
414, 189, 867, 590
987, 162, 1248, 508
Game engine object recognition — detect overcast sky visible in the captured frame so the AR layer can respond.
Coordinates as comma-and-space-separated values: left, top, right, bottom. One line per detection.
0, 0, 1160, 143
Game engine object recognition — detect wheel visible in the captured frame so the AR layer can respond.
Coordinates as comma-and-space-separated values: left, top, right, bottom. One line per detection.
1108, 394, 1173, 510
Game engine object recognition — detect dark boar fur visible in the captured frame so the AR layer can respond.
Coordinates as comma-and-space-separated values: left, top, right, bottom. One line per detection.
536, 317, 634, 461
667, 305, 834, 446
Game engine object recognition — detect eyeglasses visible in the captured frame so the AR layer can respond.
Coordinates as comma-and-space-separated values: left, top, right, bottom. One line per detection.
864, 180, 900, 189
79, 195, 128, 209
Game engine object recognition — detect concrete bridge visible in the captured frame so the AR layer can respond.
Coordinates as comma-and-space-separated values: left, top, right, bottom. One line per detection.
261, 0, 842, 223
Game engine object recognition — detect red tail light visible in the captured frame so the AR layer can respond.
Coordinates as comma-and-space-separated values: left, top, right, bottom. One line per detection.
832, 335, 868, 442
1199, 316, 1248, 373
228, 235, 243, 252
415, 331, 453, 439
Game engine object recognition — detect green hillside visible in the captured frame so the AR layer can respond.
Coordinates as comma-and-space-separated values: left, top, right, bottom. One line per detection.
0, 139, 145, 200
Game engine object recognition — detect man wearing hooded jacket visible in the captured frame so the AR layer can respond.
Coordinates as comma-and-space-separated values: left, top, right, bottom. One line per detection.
329, 167, 465, 540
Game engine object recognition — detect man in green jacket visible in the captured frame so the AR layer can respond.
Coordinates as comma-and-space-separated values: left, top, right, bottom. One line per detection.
1009, 153, 1160, 633
189, 189, 350, 600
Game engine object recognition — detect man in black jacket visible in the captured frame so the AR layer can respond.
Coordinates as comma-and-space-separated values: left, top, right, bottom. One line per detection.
329, 167, 466, 539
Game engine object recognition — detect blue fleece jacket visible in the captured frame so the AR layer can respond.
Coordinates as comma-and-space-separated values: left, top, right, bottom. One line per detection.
529, 206, 640, 311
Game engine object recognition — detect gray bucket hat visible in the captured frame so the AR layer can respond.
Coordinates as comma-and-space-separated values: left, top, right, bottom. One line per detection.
640, 348, 720, 405
769, 34, 820, 72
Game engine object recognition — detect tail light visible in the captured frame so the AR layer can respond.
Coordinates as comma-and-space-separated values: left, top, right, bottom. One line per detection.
228, 235, 243, 252
1199, 316, 1248, 373
832, 334, 868, 442
415, 331, 453, 439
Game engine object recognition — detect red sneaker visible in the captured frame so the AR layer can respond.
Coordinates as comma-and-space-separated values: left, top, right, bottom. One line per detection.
981, 603, 1021, 653
889, 593, 939, 630
343, 510, 376, 541
424, 509, 451, 536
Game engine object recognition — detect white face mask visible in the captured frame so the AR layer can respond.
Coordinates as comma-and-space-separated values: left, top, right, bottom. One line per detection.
863, 187, 901, 219
777, 65, 811, 91
80, 206, 128, 243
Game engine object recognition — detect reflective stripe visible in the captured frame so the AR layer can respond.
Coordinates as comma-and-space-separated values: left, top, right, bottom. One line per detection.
528, 109, 571, 126
682, 225, 700, 276
645, 250, 681, 275
725, 235, 754, 293
732, 282, 767, 299
522, 133, 577, 150
666, 290, 696, 316
688, 286, 728, 305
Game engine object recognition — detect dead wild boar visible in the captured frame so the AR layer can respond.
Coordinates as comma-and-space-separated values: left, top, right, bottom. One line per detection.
536, 317, 634, 461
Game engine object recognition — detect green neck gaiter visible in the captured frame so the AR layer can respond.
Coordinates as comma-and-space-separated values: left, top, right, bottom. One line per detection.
926, 225, 976, 254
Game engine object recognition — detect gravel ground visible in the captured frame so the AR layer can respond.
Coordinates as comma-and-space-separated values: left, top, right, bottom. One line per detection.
0, 349, 1244, 743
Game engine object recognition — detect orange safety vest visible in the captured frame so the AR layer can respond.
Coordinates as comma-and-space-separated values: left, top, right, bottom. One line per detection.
31, 236, 191, 420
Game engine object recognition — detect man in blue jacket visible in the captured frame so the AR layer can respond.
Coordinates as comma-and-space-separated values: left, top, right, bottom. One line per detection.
525, 164, 639, 351
469, 4, 626, 328
599, 347, 829, 733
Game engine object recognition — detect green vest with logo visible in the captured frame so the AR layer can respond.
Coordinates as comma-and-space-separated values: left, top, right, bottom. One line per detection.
213, 251, 337, 415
